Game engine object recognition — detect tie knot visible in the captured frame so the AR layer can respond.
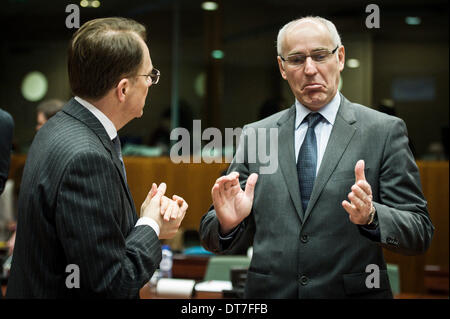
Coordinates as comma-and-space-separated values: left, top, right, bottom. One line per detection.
305, 112, 322, 128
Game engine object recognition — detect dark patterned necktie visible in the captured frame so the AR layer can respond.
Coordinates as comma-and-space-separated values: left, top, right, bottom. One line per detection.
112, 136, 127, 183
297, 112, 323, 213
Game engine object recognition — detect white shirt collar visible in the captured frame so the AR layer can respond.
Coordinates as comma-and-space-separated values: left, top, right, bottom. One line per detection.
295, 91, 341, 129
74, 96, 117, 140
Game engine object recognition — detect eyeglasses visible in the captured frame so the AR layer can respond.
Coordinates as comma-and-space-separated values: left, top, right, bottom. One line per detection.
137, 68, 160, 85
280, 46, 339, 66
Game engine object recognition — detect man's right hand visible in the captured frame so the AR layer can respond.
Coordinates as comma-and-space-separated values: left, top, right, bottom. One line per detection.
211, 172, 258, 235
141, 183, 188, 239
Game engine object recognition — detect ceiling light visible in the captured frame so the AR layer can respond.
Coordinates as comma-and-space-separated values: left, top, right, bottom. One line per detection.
202, 1, 218, 11
211, 50, 224, 59
80, 0, 101, 8
405, 17, 421, 25
346, 58, 360, 68
21, 71, 48, 102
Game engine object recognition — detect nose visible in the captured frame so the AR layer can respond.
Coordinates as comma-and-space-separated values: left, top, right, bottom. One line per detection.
303, 56, 318, 76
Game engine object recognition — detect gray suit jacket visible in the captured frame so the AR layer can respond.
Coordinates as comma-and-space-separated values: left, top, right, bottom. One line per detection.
7, 98, 161, 298
200, 94, 434, 298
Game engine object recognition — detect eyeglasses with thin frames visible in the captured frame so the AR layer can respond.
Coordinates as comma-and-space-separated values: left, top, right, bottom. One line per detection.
137, 68, 160, 85
280, 46, 339, 66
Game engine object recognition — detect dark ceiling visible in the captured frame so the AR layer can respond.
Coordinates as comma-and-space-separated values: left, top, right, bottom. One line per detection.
1, 0, 448, 44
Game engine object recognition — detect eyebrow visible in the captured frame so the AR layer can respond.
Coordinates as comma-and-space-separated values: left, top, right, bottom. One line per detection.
288, 47, 330, 55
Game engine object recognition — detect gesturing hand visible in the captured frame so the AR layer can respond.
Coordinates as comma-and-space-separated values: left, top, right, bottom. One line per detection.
211, 172, 258, 234
141, 183, 188, 239
342, 160, 374, 225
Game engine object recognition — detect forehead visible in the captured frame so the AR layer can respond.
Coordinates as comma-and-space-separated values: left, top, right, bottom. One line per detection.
284, 20, 334, 54
136, 36, 153, 72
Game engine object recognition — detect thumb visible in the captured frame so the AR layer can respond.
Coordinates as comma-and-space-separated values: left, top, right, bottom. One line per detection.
142, 183, 157, 209
244, 173, 259, 198
149, 183, 158, 198
152, 182, 167, 201
355, 160, 366, 182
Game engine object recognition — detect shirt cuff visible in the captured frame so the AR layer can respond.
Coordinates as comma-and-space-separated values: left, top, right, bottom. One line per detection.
135, 217, 160, 237
218, 224, 240, 241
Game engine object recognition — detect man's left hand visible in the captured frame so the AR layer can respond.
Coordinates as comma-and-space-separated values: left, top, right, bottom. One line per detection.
342, 160, 374, 225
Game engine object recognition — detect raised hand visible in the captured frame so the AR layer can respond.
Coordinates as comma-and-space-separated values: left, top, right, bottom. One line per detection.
341, 160, 374, 225
211, 171, 258, 234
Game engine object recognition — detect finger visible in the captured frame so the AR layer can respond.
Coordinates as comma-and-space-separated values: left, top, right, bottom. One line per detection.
223, 180, 230, 192
163, 202, 174, 222
170, 202, 179, 220
215, 176, 227, 185
356, 180, 372, 197
351, 185, 372, 205
348, 192, 366, 212
142, 183, 156, 208
153, 182, 167, 201
244, 173, 259, 198
149, 183, 158, 198
172, 195, 185, 207
217, 172, 239, 186
211, 183, 224, 207
160, 196, 170, 215
228, 176, 240, 192
228, 171, 239, 180
342, 200, 358, 216
179, 206, 187, 221
230, 182, 241, 196
179, 200, 188, 216
354, 159, 366, 182
223, 180, 235, 193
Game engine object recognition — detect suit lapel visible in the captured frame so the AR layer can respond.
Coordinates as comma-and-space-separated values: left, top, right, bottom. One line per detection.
302, 94, 357, 223
62, 98, 136, 213
277, 105, 305, 222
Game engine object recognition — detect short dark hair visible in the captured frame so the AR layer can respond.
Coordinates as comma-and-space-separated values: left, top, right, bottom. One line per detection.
68, 17, 147, 100
37, 99, 65, 119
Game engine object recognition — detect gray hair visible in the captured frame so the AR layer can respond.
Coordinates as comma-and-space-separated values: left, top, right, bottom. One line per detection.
276, 16, 342, 56
37, 99, 65, 120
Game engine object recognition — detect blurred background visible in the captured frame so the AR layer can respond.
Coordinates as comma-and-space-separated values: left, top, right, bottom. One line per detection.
0, 0, 448, 298
0, 0, 448, 157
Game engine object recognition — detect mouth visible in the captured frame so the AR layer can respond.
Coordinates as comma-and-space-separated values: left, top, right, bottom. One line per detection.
302, 83, 324, 90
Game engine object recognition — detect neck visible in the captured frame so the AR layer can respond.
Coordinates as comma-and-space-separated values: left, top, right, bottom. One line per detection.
84, 95, 127, 131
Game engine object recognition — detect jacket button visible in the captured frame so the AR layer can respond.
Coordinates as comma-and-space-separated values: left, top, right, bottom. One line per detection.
299, 275, 308, 286
300, 234, 309, 243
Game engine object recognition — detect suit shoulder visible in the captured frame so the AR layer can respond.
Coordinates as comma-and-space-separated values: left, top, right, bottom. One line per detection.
0, 109, 14, 130
30, 112, 108, 167
349, 102, 404, 129
244, 108, 291, 129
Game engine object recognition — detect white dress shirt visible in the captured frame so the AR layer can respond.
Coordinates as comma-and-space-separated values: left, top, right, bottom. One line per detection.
295, 92, 340, 175
74, 96, 160, 236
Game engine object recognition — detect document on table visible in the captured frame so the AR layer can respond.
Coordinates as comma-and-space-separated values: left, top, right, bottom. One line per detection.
194, 280, 232, 292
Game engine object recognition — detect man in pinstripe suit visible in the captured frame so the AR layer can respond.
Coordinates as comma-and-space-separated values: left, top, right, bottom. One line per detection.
7, 17, 187, 298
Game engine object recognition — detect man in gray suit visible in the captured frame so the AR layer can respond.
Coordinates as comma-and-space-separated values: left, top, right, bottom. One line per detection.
7, 17, 187, 298
200, 16, 434, 298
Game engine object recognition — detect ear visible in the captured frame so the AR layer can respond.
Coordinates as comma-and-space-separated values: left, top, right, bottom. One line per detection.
277, 56, 288, 80
338, 45, 345, 72
116, 78, 130, 103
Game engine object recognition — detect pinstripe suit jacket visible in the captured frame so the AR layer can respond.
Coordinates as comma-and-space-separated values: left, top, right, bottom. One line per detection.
7, 98, 161, 298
